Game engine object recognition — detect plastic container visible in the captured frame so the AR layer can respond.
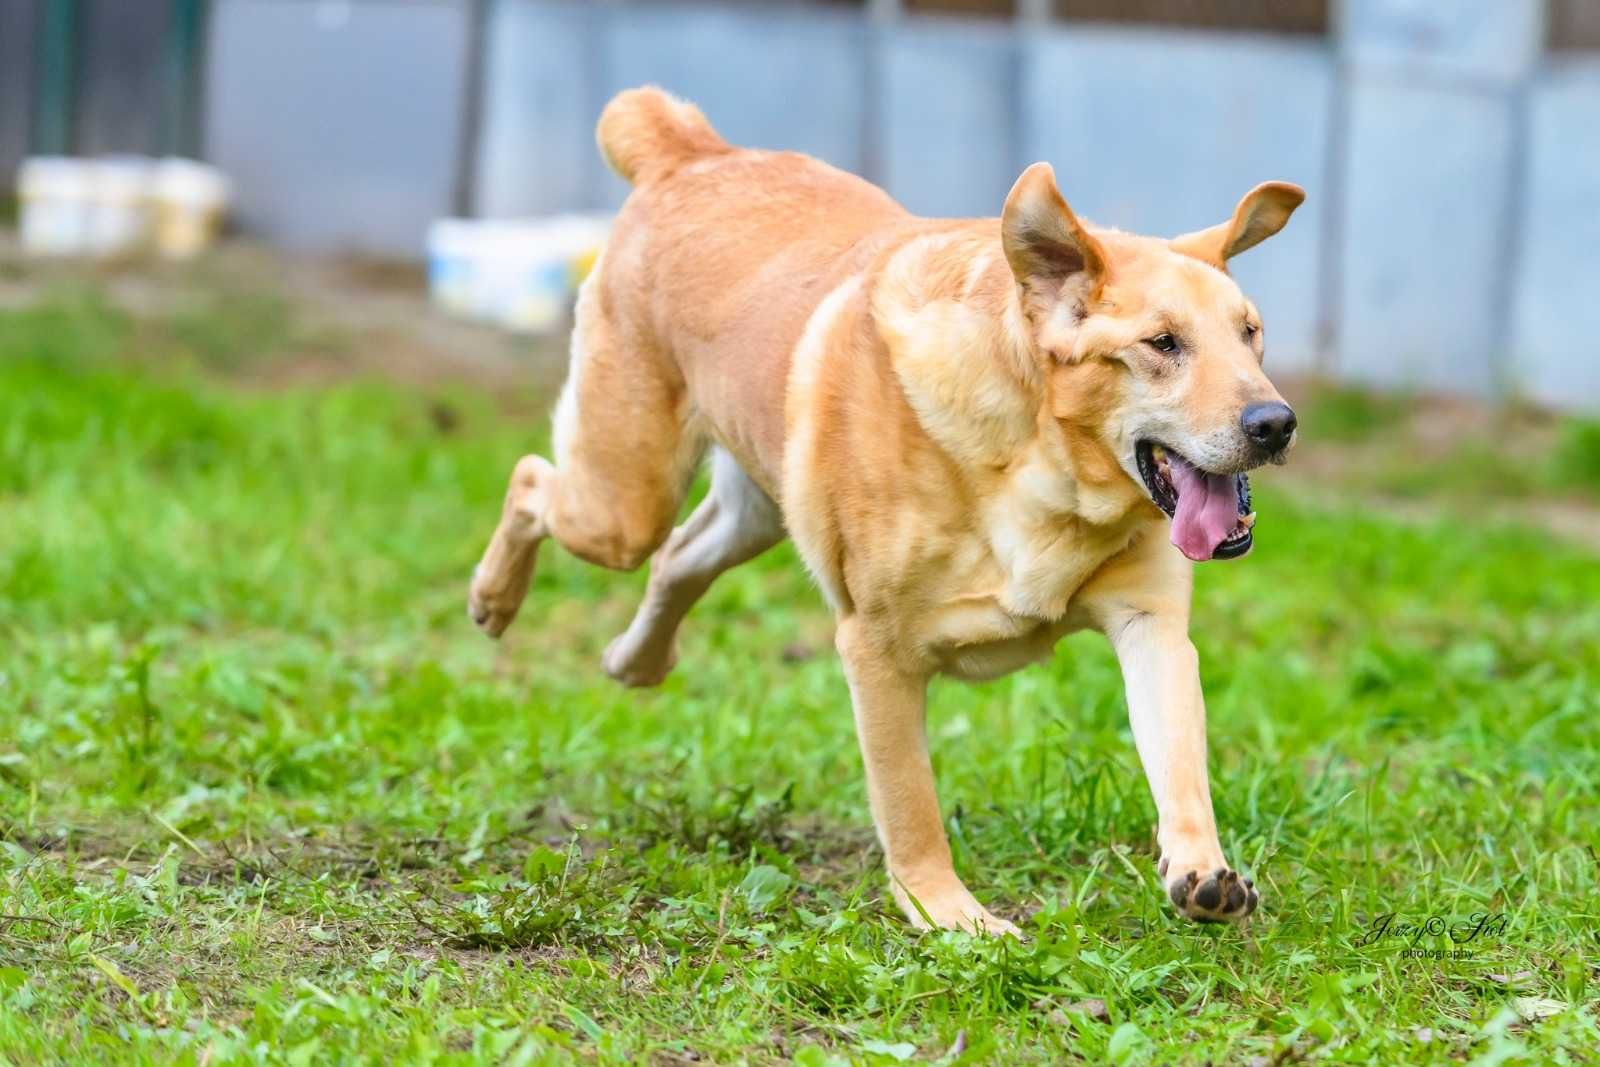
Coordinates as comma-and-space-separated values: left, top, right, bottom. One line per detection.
17, 157, 94, 256
426, 218, 486, 319
152, 158, 230, 259
15, 155, 228, 259
426, 214, 611, 334
87, 157, 157, 256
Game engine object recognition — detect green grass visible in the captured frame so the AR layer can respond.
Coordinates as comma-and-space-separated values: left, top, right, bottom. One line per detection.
1297, 384, 1413, 444
2, 293, 1599, 1064
1553, 420, 1600, 494
1297, 382, 1600, 501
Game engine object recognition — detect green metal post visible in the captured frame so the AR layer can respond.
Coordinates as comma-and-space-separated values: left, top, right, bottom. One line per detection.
163, 0, 209, 158
34, 0, 80, 155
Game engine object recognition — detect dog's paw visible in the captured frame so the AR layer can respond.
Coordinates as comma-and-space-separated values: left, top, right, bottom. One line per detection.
601, 632, 677, 688
1160, 859, 1258, 922
468, 564, 524, 638
914, 897, 1023, 938
892, 880, 1023, 938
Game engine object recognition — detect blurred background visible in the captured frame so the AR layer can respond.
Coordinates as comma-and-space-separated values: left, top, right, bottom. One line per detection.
1, 0, 1598, 409
3, 8, 1599, 1055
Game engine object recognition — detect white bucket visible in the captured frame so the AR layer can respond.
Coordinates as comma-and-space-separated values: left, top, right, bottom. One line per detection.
153, 158, 230, 260
15, 155, 229, 259
426, 214, 610, 334
426, 218, 487, 320
17, 157, 95, 256
87, 157, 157, 257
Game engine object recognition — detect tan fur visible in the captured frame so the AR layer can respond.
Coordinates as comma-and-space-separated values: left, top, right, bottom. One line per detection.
595, 86, 729, 184
470, 88, 1304, 933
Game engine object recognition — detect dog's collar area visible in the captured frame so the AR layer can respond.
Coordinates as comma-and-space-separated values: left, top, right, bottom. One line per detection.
1136, 440, 1255, 561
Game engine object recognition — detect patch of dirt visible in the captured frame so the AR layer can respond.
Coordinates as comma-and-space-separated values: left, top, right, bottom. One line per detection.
0, 232, 571, 397
1360, 493, 1598, 553
1275, 376, 1600, 552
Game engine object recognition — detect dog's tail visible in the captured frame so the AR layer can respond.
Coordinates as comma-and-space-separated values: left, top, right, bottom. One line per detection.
596, 86, 729, 185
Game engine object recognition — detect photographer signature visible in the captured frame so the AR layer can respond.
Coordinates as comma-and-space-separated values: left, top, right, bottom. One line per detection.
1356, 911, 1509, 949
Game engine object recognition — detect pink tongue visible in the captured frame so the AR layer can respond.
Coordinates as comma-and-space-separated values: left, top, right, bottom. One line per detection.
1167, 456, 1238, 562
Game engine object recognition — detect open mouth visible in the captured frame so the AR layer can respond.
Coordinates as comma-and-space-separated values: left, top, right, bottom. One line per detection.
1136, 441, 1255, 562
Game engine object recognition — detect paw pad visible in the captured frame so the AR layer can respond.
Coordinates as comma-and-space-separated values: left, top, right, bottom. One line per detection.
1163, 864, 1257, 922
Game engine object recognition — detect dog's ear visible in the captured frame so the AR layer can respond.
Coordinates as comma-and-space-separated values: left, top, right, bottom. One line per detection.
1170, 181, 1305, 267
1002, 163, 1108, 294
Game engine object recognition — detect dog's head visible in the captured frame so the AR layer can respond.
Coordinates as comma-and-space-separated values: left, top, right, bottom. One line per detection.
1001, 163, 1304, 562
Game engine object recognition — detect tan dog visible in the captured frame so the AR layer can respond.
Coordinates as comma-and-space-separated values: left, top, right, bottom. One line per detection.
469, 87, 1303, 933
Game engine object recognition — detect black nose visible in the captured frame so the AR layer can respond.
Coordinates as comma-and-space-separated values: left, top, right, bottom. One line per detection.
1241, 402, 1297, 453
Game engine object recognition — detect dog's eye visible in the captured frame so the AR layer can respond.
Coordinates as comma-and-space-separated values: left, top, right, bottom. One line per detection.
1147, 333, 1178, 354
1243, 322, 1259, 341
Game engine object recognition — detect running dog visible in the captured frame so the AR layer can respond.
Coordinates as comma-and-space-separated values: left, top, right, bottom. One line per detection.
469, 87, 1303, 933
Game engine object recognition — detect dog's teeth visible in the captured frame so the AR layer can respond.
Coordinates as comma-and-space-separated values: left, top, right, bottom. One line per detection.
1239, 511, 1256, 529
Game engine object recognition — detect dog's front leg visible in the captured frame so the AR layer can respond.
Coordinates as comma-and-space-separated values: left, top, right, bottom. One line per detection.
835, 619, 1020, 936
1108, 610, 1258, 922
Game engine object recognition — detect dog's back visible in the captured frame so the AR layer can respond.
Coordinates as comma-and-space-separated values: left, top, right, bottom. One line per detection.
593, 87, 915, 489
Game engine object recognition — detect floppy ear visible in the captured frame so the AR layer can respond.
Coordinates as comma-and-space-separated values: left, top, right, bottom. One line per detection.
1170, 181, 1305, 267
1001, 162, 1108, 294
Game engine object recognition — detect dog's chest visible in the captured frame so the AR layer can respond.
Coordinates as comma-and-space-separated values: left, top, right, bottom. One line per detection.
984, 463, 1141, 614
920, 491, 1141, 681
925, 601, 1074, 681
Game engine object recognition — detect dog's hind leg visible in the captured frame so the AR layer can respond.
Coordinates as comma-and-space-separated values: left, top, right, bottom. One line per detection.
469, 277, 702, 637
603, 447, 784, 686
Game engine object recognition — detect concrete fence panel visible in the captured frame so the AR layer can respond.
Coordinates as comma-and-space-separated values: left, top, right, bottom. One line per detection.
204, 0, 468, 256
1510, 60, 1600, 410
1022, 28, 1334, 371
476, 0, 597, 218
596, 4, 870, 207
1337, 81, 1514, 395
878, 19, 1017, 218
1335, 0, 1543, 395
1341, 0, 1545, 87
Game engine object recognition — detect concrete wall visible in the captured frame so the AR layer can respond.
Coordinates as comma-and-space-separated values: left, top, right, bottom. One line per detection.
187, 0, 1600, 409
879, 20, 1018, 219
1022, 28, 1333, 372
597, 4, 871, 207
0, 0, 39, 183
477, 0, 872, 215
1511, 59, 1600, 410
1337, 0, 1542, 396
476, 0, 596, 219
204, 0, 469, 256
